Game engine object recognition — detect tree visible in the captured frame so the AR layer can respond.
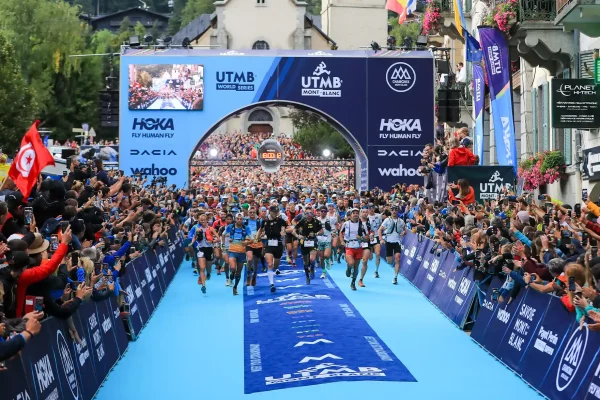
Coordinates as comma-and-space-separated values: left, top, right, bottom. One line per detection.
134, 21, 147, 38
168, 0, 188, 35
181, 0, 215, 27
290, 110, 353, 159
388, 17, 421, 45
0, 32, 38, 153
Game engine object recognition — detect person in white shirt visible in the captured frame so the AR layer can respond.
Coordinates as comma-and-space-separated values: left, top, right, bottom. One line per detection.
340, 208, 369, 291
367, 205, 383, 278
378, 206, 406, 285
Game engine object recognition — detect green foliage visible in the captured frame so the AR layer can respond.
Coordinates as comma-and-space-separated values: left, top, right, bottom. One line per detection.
304, 0, 321, 14
541, 150, 566, 173
181, 0, 215, 28
168, 0, 188, 35
0, 32, 38, 153
388, 17, 421, 44
290, 110, 354, 159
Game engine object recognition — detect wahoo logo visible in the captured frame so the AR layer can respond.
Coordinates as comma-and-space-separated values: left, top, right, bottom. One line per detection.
301, 62, 342, 97
386, 62, 416, 92
556, 325, 588, 391
216, 71, 255, 91
377, 148, 423, 156
501, 117, 514, 167
132, 118, 174, 131
130, 164, 177, 176
487, 45, 502, 75
130, 149, 177, 156
378, 164, 419, 177
299, 354, 343, 363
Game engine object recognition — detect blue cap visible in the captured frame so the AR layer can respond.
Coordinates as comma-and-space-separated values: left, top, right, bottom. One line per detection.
260, 206, 267, 212
441, 208, 448, 215
499, 212, 507, 220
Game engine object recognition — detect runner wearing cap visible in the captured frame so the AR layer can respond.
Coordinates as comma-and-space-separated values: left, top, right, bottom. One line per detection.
218, 213, 234, 286
284, 202, 299, 267
244, 207, 263, 287
340, 208, 366, 291
292, 207, 323, 284
224, 213, 252, 295
257, 205, 288, 292
378, 205, 406, 285
316, 206, 333, 277
368, 205, 383, 278
326, 203, 341, 265
189, 214, 220, 294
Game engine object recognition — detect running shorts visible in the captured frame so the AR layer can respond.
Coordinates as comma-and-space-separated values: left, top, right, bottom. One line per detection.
345, 247, 363, 259
317, 241, 332, 251
265, 244, 284, 259
246, 246, 263, 259
385, 242, 402, 258
196, 247, 214, 261
228, 251, 246, 263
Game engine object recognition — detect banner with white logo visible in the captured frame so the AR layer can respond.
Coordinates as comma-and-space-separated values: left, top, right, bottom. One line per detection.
368, 145, 424, 189
551, 78, 600, 129
479, 27, 518, 172
243, 262, 416, 393
582, 146, 600, 181
473, 62, 485, 165
447, 166, 515, 203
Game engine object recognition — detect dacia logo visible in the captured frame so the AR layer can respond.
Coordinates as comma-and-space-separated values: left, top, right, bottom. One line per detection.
377, 149, 423, 157
130, 149, 177, 156
380, 119, 422, 132
132, 118, 174, 131
386, 62, 416, 92
216, 71, 255, 91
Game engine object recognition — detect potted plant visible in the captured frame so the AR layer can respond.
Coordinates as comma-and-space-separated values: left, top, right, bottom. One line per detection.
483, 0, 519, 34
518, 150, 566, 191
423, 0, 442, 35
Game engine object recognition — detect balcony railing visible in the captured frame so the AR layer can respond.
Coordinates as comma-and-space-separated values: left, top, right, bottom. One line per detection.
519, 0, 556, 21
439, 0, 455, 15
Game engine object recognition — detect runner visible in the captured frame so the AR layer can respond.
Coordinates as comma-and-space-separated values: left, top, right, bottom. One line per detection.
189, 214, 219, 293
257, 205, 288, 293
218, 213, 234, 286
340, 208, 367, 291
316, 206, 333, 278
367, 204, 383, 278
358, 207, 374, 287
378, 206, 406, 285
245, 207, 263, 286
326, 202, 340, 267
212, 210, 228, 275
285, 202, 299, 267
183, 209, 199, 271
225, 213, 253, 295
292, 207, 323, 285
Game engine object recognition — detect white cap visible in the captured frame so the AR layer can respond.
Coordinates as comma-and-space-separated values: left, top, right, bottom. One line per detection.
281, 196, 288, 202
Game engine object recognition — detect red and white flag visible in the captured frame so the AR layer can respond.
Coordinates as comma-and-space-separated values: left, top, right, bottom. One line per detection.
9, 121, 55, 198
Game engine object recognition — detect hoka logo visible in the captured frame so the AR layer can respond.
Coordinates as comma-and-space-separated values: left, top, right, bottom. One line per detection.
379, 119, 422, 132
132, 118, 174, 131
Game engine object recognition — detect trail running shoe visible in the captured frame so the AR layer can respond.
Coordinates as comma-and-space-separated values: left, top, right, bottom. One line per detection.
374, 271, 380, 278
262, 266, 267, 273
350, 282, 357, 291
225, 279, 231, 287
193, 270, 198, 275
358, 280, 365, 288
325, 259, 331, 270
320, 272, 326, 279
201, 285, 206, 294
275, 269, 280, 275
393, 277, 398, 285
270, 284, 276, 293
207, 272, 211, 281
346, 266, 351, 278
233, 287, 238, 296
337, 255, 342, 263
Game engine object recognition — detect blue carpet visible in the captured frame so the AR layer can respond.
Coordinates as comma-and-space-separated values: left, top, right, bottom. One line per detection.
243, 257, 416, 393
95, 257, 541, 400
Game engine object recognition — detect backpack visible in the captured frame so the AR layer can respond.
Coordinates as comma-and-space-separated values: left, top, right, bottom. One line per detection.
227, 224, 248, 240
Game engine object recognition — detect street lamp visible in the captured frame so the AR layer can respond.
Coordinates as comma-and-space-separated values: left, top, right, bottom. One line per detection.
209, 148, 218, 158
322, 149, 332, 158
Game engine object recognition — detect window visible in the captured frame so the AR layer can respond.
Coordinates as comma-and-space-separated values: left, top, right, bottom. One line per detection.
256, 0, 265, 4
248, 109, 273, 122
252, 40, 270, 50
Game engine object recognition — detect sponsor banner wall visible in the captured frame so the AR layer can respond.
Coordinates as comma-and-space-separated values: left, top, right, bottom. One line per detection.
120, 50, 435, 191
447, 166, 515, 202
5, 236, 185, 400
551, 78, 600, 129
368, 145, 424, 189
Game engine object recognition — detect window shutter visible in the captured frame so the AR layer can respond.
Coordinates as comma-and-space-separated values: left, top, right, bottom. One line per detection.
532, 87, 537, 154
564, 129, 572, 165
542, 82, 549, 151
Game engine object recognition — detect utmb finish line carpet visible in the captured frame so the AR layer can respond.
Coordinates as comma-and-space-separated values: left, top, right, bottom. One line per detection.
96, 256, 540, 400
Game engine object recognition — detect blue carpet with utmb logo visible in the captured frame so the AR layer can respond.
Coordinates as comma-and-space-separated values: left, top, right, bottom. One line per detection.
243, 257, 416, 394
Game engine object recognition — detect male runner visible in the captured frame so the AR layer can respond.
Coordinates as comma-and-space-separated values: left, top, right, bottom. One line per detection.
225, 213, 252, 295
245, 207, 263, 286
367, 205, 383, 278
218, 213, 234, 286
292, 207, 323, 285
378, 205, 406, 285
340, 208, 368, 291
285, 202, 299, 267
357, 207, 374, 287
257, 205, 288, 293
326, 203, 340, 266
316, 206, 333, 278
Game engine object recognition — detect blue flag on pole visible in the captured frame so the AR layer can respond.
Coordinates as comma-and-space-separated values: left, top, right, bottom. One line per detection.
472, 62, 485, 164
464, 30, 483, 63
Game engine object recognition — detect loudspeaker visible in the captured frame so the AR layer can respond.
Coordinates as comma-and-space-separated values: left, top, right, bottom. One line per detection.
437, 90, 460, 123
436, 59, 450, 74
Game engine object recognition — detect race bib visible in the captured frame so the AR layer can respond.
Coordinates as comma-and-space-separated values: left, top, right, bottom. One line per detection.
268, 239, 278, 247
370, 237, 378, 244
304, 240, 315, 247
197, 250, 204, 258
348, 240, 359, 248
361, 242, 369, 248
317, 235, 331, 243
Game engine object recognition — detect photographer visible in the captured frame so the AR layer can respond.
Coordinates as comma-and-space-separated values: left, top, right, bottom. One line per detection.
418, 144, 435, 201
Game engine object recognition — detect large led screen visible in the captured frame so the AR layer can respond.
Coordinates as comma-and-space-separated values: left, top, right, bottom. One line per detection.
128, 64, 204, 110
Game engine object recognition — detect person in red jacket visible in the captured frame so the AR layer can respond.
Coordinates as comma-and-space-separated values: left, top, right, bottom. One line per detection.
448, 137, 478, 166
448, 179, 476, 205
14, 228, 72, 317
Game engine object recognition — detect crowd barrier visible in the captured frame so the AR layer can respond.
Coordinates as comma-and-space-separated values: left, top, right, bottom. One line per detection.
390, 231, 600, 399
1, 226, 186, 400
381, 231, 478, 328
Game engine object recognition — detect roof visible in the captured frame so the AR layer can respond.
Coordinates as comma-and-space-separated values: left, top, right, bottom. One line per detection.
91, 7, 170, 22
172, 13, 215, 45
305, 13, 335, 45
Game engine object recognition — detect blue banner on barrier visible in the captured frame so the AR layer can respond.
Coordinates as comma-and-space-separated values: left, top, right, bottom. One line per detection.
145, 249, 166, 297
121, 265, 149, 337
133, 256, 158, 316
416, 243, 448, 297
243, 264, 416, 394
445, 268, 477, 327
470, 277, 503, 342
400, 233, 421, 281
104, 296, 130, 356
479, 286, 527, 352
495, 288, 549, 372
70, 304, 102, 398
428, 252, 455, 309
410, 238, 434, 289
0, 354, 33, 399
